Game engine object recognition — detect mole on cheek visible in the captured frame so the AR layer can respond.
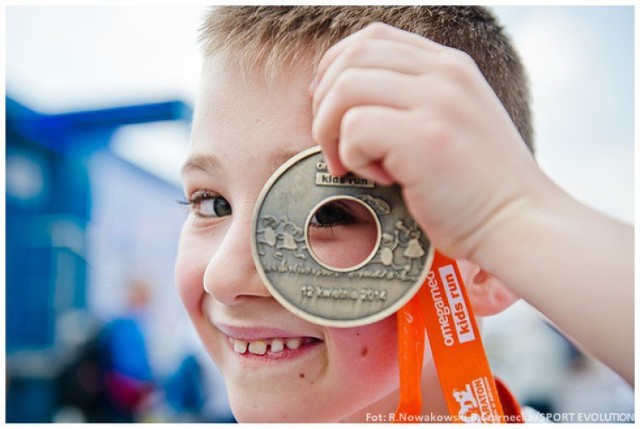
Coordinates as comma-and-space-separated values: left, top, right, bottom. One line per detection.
299, 373, 305, 379
360, 347, 368, 357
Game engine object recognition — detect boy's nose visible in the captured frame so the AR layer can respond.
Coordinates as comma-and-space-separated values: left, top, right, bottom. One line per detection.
203, 214, 271, 305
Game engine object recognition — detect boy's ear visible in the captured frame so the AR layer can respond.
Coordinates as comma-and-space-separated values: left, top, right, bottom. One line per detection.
456, 260, 519, 317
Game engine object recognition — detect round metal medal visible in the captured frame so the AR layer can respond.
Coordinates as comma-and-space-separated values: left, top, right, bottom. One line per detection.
252, 146, 434, 327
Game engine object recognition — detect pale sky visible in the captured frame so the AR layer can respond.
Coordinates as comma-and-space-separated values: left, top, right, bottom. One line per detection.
5, 6, 635, 223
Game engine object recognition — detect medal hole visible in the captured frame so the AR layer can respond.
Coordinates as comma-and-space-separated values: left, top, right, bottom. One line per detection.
305, 197, 380, 271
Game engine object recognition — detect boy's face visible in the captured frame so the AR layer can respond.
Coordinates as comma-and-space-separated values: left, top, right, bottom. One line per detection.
175, 60, 400, 422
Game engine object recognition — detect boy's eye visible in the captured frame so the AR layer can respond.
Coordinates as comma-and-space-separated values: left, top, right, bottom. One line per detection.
187, 192, 232, 218
309, 201, 355, 228
200, 196, 232, 217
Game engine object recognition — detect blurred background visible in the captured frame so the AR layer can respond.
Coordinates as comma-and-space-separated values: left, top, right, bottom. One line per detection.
4, 5, 634, 423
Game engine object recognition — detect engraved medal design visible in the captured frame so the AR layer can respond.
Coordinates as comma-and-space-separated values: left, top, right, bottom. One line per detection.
252, 146, 434, 327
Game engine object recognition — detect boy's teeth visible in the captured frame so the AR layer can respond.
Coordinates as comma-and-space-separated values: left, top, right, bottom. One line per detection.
233, 340, 248, 354
231, 337, 310, 355
248, 341, 267, 355
285, 338, 301, 350
271, 339, 284, 353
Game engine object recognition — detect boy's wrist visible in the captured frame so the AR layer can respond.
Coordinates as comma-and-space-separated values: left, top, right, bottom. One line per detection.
468, 175, 570, 283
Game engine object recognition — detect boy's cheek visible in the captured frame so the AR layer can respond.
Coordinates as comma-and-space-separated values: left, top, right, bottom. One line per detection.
175, 240, 208, 314
321, 318, 401, 412
327, 316, 399, 373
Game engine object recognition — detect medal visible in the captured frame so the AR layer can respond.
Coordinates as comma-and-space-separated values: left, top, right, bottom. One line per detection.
252, 146, 434, 327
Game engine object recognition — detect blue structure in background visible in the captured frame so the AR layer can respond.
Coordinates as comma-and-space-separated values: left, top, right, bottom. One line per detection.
5, 96, 192, 422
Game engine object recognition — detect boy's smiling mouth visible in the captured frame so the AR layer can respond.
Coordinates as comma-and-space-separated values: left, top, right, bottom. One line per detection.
227, 336, 322, 357
209, 317, 325, 361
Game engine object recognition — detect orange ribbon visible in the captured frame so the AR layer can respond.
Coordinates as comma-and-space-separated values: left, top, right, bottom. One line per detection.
395, 251, 512, 423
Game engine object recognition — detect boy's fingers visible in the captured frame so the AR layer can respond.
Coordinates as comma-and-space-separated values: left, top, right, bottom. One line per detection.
312, 39, 431, 114
311, 22, 444, 93
336, 105, 420, 187
312, 68, 416, 150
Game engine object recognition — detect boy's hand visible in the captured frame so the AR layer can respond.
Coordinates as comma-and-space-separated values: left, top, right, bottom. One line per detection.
311, 22, 634, 387
310, 22, 550, 262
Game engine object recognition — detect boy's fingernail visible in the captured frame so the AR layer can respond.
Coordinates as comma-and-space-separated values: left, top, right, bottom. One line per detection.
326, 159, 346, 177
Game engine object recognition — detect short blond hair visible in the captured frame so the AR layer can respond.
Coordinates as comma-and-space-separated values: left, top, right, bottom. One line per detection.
200, 6, 533, 151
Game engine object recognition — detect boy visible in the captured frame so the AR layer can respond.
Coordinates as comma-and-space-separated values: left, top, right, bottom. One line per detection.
175, 6, 633, 422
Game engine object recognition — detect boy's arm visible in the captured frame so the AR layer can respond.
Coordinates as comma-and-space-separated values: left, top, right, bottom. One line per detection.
475, 180, 634, 385
310, 23, 634, 384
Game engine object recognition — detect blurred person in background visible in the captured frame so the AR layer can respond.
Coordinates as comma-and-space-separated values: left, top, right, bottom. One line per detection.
96, 278, 155, 422
52, 279, 154, 422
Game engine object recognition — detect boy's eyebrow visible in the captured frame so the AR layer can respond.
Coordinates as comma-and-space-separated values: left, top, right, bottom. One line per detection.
181, 153, 222, 176
181, 149, 304, 177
